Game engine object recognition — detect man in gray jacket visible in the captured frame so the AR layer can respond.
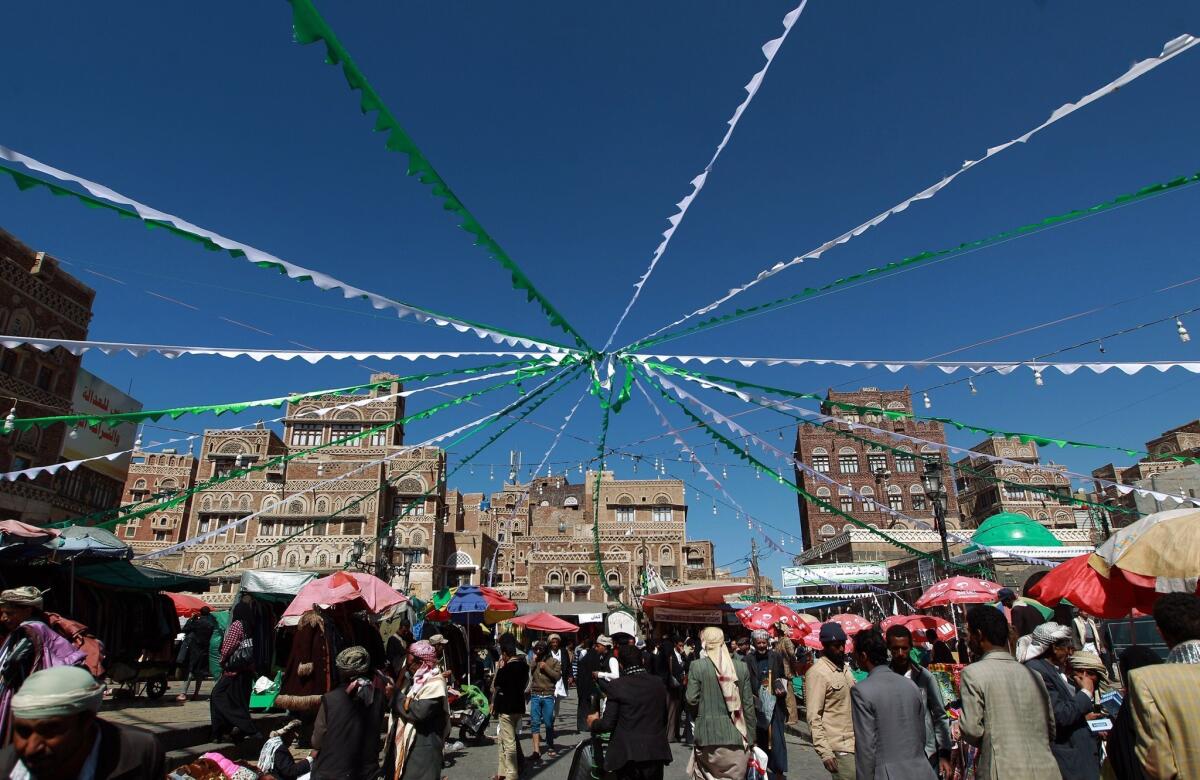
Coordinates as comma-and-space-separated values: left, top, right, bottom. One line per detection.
885, 624, 953, 777
849, 628, 936, 780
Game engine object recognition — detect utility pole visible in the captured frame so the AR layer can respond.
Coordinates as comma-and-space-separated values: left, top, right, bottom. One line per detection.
750, 538, 762, 600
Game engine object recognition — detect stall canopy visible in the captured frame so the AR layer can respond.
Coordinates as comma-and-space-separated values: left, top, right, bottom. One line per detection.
281, 571, 406, 626
239, 569, 318, 601
641, 583, 751, 613
511, 611, 579, 633
74, 560, 209, 592
166, 591, 210, 618
49, 526, 131, 560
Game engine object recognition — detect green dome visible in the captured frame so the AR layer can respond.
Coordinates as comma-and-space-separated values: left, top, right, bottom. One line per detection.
966, 512, 1064, 551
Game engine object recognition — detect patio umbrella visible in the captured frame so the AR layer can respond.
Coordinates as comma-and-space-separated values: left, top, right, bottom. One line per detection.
881, 614, 956, 640
49, 526, 131, 559
280, 571, 406, 625
1028, 553, 1160, 619
641, 583, 752, 613
166, 591, 209, 618
736, 601, 808, 641
511, 611, 578, 633
826, 613, 873, 635
1090, 508, 1200, 590
914, 576, 1003, 609
426, 585, 517, 626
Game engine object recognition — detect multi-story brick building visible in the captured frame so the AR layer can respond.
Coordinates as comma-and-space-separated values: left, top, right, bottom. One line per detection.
451, 470, 715, 609
793, 388, 961, 556
118, 374, 448, 605
1092, 419, 1200, 523
119, 448, 198, 544
0, 228, 127, 522
954, 436, 1075, 528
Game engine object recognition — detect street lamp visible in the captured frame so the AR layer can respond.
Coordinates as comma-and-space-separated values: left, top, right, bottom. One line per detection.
872, 466, 891, 520
923, 461, 952, 577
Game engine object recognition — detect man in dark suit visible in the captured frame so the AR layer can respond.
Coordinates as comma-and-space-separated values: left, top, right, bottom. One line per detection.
850, 628, 937, 780
587, 643, 672, 780
0, 666, 163, 780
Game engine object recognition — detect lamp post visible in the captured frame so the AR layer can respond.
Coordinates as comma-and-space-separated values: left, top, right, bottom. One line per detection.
923, 461, 952, 577
873, 466, 891, 525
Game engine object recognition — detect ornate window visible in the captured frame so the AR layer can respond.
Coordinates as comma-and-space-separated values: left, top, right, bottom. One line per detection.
867, 453, 888, 474
815, 486, 832, 513
563, 496, 579, 508
193, 556, 210, 572
574, 572, 588, 585
548, 570, 561, 585
133, 478, 148, 490
291, 423, 323, 447
839, 496, 854, 513
451, 551, 473, 568
860, 486, 876, 512
238, 495, 251, 511
888, 485, 904, 512
659, 545, 673, 562
615, 495, 634, 523
331, 422, 361, 444
895, 448, 916, 473
819, 524, 837, 537
909, 483, 927, 511
838, 448, 859, 474
651, 499, 672, 523
316, 553, 329, 568
811, 447, 830, 473
410, 529, 426, 546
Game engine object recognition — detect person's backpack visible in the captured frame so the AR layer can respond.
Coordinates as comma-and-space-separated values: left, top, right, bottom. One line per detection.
44, 612, 106, 678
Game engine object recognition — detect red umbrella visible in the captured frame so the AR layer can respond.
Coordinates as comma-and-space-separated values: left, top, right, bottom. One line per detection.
166, 591, 209, 618
826, 613, 873, 635
511, 611, 579, 633
736, 602, 809, 641
914, 576, 1003, 609
642, 583, 752, 613
803, 630, 855, 653
881, 614, 956, 640
281, 571, 406, 625
1027, 553, 1159, 619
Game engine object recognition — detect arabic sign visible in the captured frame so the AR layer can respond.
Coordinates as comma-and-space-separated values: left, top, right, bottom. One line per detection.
781, 562, 889, 588
651, 607, 725, 624
61, 369, 143, 482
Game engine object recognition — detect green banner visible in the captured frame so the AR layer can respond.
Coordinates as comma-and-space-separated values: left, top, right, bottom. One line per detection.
644, 360, 1200, 468
285, 0, 593, 355
0, 163, 570, 354
7, 357, 556, 432
627, 170, 1200, 352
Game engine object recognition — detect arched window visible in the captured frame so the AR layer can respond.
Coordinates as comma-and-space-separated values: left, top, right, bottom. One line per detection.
615, 495, 634, 523
451, 551, 473, 568
815, 486, 832, 513
220, 495, 232, 510
652, 497, 672, 523
909, 482, 928, 510
574, 571, 588, 585
548, 570, 561, 585
660, 545, 673, 562
859, 485, 876, 511
224, 555, 238, 566
410, 529, 425, 546
258, 553, 275, 568
238, 495, 251, 511
819, 524, 837, 537
289, 497, 306, 514
607, 571, 620, 585
838, 447, 859, 474
285, 551, 299, 568
397, 477, 424, 494
193, 556, 210, 572
133, 479, 148, 490
886, 401, 905, 410
888, 485, 904, 512
201, 495, 213, 511
563, 496, 579, 508
261, 496, 278, 513
316, 553, 329, 568
810, 447, 830, 472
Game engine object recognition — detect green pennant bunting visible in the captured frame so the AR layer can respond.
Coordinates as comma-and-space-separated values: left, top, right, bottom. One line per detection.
626, 170, 1200, 352
0, 163, 571, 353
284, 0, 593, 355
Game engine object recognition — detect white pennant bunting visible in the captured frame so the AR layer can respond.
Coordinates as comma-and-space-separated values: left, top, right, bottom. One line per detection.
630, 33, 1198, 346
0, 145, 575, 354
601, 0, 808, 350
532, 383, 590, 478
640, 353, 1200, 376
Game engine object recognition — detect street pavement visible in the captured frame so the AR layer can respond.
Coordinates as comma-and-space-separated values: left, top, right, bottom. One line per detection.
445, 694, 828, 779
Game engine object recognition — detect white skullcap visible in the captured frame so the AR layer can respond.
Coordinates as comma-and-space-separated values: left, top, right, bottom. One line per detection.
11, 666, 102, 719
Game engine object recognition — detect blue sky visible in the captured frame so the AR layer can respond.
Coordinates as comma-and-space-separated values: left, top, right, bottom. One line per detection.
3, 2, 1199, 585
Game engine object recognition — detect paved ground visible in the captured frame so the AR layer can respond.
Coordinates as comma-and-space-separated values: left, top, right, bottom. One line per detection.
444, 695, 827, 779
103, 680, 827, 778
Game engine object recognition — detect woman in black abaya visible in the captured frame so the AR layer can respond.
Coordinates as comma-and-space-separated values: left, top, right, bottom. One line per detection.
210, 598, 259, 742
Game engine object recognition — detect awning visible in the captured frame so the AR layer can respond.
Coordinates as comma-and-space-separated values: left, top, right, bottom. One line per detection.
239, 569, 317, 600
74, 560, 209, 592
729, 599, 853, 611
49, 526, 131, 560
642, 583, 751, 613
515, 600, 609, 617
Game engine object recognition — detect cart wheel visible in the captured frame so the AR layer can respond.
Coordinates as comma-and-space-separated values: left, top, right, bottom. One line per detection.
145, 678, 167, 700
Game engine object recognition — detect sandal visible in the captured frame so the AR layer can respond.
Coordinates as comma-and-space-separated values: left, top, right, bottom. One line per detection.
175, 694, 189, 703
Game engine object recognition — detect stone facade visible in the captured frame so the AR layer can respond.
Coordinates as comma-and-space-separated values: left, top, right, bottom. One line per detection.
793, 388, 960, 553
457, 471, 715, 607
117, 374, 448, 605
954, 436, 1075, 528
1092, 419, 1200, 524
0, 228, 124, 522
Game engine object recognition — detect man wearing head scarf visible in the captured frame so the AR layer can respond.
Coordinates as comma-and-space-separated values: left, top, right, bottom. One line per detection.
0, 666, 162, 780
745, 629, 789, 778
1024, 622, 1101, 779
0, 587, 87, 747
311, 647, 388, 780
208, 598, 258, 743
257, 719, 308, 780
686, 627, 757, 780
389, 640, 447, 780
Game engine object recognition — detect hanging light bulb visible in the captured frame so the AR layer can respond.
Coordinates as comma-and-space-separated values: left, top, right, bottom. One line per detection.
1034, 369, 1044, 387
755, 465, 761, 480
489, 465, 495, 480
632, 458, 638, 474
469, 464, 474, 476
2, 404, 14, 435
713, 443, 719, 455
721, 465, 728, 480
711, 500, 717, 516
778, 429, 784, 440
68, 426, 78, 440
1098, 339, 1106, 354
1177, 319, 1191, 343
578, 463, 584, 476
776, 470, 784, 484
922, 392, 931, 410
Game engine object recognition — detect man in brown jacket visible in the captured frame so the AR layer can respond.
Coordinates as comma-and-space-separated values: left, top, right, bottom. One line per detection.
528, 641, 562, 760
805, 623, 857, 779
1130, 593, 1200, 779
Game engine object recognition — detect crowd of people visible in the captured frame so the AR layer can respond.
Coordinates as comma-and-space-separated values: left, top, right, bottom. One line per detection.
2, 581, 1200, 780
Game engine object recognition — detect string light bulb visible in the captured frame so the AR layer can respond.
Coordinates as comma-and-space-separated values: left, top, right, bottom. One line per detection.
1034, 369, 1044, 387
922, 392, 931, 409
721, 465, 728, 480
711, 500, 717, 516
1177, 319, 1191, 343
489, 465, 495, 480
968, 377, 977, 395
1098, 339, 1106, 354
2, 404, 14, 435
755, 465, 761, 479
68, 426, 78, 440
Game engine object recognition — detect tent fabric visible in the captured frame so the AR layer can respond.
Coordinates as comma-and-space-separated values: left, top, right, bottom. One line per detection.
965, 512, 1064, 551
49, 526, 131, 559
510, 611, 579, 633
239, 569, 317, 598
280, 571, 405, 626
74, 560, 209, 592
641, 583, 751, 612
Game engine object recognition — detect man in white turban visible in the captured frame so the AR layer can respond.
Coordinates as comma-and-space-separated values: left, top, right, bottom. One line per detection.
0, 666, 163, 780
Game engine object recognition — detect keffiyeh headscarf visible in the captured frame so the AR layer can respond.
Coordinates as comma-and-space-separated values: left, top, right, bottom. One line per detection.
700, 626, 747, 741
407, 640, 439, 693
1018, 621, 1073, 662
